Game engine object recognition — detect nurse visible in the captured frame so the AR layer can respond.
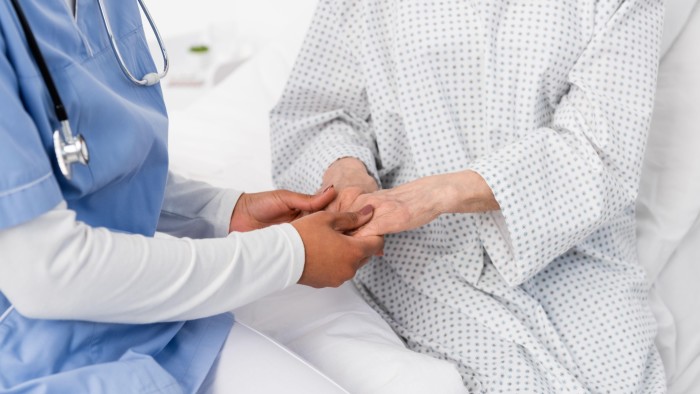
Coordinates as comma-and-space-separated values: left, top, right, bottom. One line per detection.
0, 0, 382, 392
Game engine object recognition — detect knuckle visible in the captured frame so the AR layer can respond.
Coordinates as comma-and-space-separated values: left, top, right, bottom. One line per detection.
343, 269, 356, 283
346, 212, 359, 223
331, 278, 345, 288
339, 263, 357, 283
273, 190, 287, 200
358, 257, 370, 268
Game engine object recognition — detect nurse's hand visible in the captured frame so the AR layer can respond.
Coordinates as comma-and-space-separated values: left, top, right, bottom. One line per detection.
229, 186, 337, 232
292, 206, 385, 288
320, 158, 385, 256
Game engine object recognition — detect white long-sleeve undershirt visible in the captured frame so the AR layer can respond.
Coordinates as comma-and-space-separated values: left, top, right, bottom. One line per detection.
0, 176, 305, 324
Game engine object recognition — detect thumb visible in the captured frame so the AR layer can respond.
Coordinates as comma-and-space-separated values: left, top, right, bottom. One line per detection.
332, 205, 374, 232
282, 186, 337, 212
307, 185, 337, 211
351, 222, 379, 238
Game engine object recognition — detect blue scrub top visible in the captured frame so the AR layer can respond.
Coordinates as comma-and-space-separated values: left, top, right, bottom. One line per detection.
0, 1, 232, 392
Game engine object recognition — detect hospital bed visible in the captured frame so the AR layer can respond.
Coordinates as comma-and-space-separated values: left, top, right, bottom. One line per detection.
165, 1, 700, 392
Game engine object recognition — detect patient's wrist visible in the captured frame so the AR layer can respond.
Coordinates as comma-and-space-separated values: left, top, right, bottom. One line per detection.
441, 171, 499, 214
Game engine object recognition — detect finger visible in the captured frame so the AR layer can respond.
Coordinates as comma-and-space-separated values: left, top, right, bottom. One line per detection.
279, 186, 337, 213
348, 226, 385, 255
357, 235, 385, 258
307, 185, 337, 211
355, 256, 371, 270
347, 235, 384, 269
348, 221, 378, 237
353, 218, 387, 237
332, 205, 374, 232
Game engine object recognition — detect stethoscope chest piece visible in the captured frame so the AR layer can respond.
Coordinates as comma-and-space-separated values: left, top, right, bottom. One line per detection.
53, 121, 89, 180
10, 0, 165, 180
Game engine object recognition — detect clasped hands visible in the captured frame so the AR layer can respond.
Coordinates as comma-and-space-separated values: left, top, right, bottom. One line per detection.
228, 183, 383, 289
320, 158, 499, 237
229, 158, 497, 289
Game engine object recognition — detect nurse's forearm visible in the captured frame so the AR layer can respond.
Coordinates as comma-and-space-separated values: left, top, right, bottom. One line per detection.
0, 203, 303, 324
158, 171, 242, 239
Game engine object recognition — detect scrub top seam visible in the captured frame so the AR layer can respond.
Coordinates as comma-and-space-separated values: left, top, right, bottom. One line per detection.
12, 25, 145, 76
140, 381, 181, 394
0, 305, 15, 324
159, 209, 195, 221
86, 25, 145, 61
179, 318, 216, 386
0, 171, 52, 198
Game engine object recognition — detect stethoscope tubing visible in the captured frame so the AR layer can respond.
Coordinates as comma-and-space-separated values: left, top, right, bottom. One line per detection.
8, 0, 169, 179
9, 0, 70, 126
96, 0, 169, 86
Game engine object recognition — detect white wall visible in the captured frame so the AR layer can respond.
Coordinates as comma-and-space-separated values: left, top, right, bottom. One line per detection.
145, 0, 315, 46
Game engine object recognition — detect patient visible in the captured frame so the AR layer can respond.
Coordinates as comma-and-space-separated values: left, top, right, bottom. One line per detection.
271, 0, 666, 391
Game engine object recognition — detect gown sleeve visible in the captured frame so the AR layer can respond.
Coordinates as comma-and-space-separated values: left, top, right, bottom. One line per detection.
157, 171, 242, 239
468, 0, 664, 286
270, 0, 380, 194
0, 30, 63, 230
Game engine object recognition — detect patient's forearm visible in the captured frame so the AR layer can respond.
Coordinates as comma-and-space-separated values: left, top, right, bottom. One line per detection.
439, 170, 500, 214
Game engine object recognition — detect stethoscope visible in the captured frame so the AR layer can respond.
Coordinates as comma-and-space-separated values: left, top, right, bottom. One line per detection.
9, 0, 169, 179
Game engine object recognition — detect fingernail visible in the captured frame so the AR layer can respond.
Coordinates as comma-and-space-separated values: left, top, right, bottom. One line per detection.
322, 185, 335, 193
359, 205, 374, 215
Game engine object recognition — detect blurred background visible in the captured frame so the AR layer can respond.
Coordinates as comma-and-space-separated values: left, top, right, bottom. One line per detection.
143, 0, 316, 110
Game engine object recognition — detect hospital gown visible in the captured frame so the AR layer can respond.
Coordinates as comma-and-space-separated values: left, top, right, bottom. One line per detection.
270, 0, 667, 392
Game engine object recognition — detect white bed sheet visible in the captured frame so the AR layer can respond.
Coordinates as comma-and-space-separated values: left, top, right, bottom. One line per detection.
167, 2, 700, 392
639, 2, 700, 392
201, 320, 348, 393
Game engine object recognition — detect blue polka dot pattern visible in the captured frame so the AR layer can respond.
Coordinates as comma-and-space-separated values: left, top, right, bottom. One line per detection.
271, 0, 667, 391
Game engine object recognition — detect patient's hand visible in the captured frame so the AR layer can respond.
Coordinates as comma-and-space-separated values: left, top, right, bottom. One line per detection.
229, 186, 336, 232
320, 157, 379, 217
349, 171, 499, 237
343, 181, 442, 237
293, 206, 384, 288
321, 157, 379, 194
325, 186, 369, 213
